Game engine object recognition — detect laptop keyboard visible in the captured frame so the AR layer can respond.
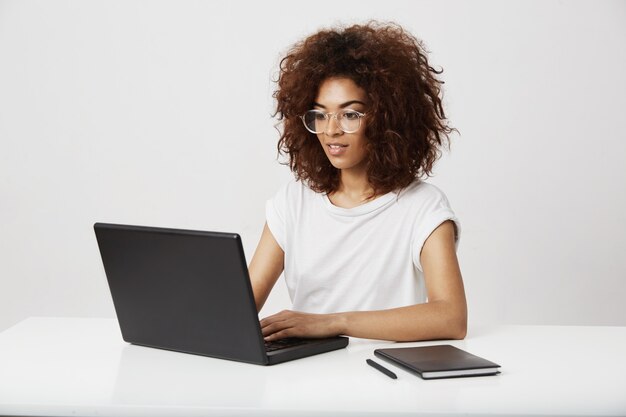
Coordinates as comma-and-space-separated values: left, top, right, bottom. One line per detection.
264, 337, 311, 352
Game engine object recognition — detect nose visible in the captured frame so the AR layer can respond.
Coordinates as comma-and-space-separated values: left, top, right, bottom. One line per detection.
324, 114, 343, 136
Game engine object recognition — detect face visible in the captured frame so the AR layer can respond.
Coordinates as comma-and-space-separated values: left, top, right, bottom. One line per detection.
313, 77, 369, 173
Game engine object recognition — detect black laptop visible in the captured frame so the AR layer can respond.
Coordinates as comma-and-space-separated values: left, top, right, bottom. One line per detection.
94, 222, 348, 365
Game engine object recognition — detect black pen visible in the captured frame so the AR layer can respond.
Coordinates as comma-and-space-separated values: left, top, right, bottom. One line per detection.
366, 358, 397, 379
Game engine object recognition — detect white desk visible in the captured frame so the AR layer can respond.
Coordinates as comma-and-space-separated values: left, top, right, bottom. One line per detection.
0, 318, 625, 416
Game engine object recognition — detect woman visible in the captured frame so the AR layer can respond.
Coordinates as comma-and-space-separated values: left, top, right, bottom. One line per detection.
249, 22, 467, 342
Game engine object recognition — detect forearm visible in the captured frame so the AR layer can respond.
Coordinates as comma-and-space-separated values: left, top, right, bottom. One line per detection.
334, 300, 467, 342
248, 223, 284, 313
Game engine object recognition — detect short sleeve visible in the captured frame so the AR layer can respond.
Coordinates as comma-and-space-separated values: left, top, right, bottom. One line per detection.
265, 183, 289, 251
411, 189, 461, 272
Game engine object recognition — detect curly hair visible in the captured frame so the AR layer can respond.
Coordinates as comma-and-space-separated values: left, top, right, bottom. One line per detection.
274, 21, 456, 196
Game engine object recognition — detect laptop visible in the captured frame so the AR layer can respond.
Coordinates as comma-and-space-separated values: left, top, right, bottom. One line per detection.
94, 222, 349, 365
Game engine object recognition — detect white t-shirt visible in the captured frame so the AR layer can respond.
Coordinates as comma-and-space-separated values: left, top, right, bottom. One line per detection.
265, 180, 460, 314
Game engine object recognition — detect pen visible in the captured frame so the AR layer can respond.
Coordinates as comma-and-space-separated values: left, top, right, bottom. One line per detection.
366, 358, 397, 379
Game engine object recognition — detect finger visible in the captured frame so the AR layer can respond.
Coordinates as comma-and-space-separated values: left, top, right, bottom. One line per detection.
259, 315, 280, 328
261, 318, 297, 337
264, 329, 294, 341
260, 315, 287, 330
259, 310, 293, 327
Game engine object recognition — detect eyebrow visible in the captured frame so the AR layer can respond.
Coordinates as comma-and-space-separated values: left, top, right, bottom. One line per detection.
313, 100, 367, 109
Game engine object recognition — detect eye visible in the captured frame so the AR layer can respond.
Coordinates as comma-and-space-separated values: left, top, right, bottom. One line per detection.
342, 111, 360, 120
314, 112, 327, 121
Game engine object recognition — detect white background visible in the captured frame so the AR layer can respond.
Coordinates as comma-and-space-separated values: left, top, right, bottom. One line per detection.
1, 0, 625, 332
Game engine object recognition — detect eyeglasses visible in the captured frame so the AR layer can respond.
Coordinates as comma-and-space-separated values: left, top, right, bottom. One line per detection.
300, 109, 367, 134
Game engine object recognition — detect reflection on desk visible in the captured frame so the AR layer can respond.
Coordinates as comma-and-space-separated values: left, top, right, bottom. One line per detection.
0, 317, 625, 416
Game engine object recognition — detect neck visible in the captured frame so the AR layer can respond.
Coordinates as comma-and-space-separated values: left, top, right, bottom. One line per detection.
337, 171, 373, 196
336, 168, 376, 202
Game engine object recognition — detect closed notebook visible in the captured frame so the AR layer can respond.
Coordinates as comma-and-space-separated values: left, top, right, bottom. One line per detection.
374, 344, 500, 379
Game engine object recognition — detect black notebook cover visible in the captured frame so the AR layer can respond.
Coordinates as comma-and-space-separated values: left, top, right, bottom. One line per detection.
374, 344, 500, 380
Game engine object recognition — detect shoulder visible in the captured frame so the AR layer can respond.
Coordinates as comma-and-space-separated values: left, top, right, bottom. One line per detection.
269, 179, 319, 213
401, 181, 460, 260
272, 179, 317, 201
396, 180, 452, 209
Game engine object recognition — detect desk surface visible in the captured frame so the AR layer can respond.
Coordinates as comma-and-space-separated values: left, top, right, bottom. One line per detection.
0, 318, 625, 417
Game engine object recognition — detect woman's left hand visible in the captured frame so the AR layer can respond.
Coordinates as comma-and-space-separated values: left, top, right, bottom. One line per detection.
260, 310, 345, 341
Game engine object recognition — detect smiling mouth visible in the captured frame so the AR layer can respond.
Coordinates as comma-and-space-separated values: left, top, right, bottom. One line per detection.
327, 143, 348, 156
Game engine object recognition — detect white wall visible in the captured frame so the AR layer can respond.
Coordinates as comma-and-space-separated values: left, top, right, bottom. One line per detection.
1, 0, 625, 332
